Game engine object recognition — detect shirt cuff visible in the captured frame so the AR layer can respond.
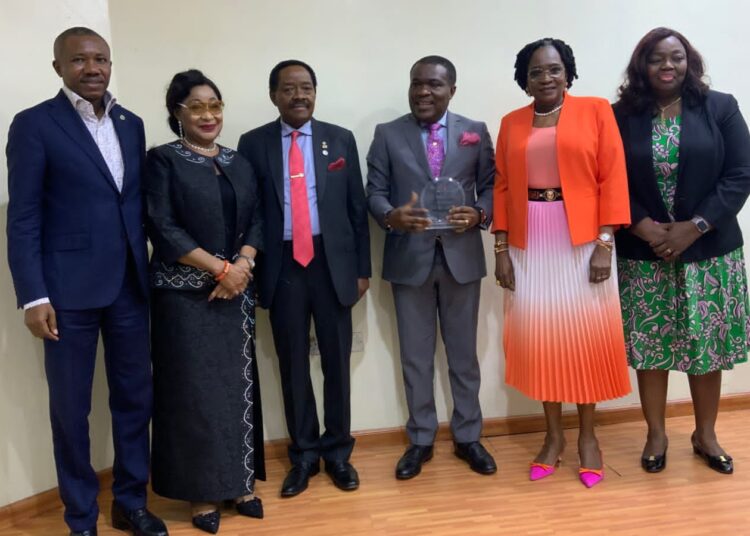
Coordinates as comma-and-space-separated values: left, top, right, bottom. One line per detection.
23, 297, 50, 310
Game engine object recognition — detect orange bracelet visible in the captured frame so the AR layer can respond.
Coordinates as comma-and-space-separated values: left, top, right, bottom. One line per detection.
214, 259, 230, 281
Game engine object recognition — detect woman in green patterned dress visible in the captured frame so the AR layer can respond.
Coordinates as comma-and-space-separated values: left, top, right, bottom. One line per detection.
614, 27, 750, 474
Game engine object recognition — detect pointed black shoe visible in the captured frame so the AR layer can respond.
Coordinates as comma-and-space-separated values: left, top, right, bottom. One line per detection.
191, 510, 220, 534
236, 497, 264, 519
395, 445, 433, 480
693, 444, 733, 474
641, 448, 667, 473
111, 502, 168, 536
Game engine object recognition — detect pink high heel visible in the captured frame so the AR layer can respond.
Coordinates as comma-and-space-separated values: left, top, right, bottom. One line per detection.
578, 450, 604, 488
529, 459, 561, 481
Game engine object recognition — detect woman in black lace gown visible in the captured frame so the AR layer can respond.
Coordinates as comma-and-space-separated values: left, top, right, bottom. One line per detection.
144, 69, 265, 533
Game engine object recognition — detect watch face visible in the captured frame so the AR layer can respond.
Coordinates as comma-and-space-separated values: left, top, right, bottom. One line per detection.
696, 220, 709, 232
598, 232, 613, 242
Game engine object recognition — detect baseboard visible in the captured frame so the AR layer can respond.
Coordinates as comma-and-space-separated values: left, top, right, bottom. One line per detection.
0, 469, 112, 530
262, 392, 750, 460
2, 393, 748, 527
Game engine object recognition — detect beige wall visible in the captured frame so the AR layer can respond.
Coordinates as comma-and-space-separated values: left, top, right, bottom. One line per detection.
2, 0, 749, 507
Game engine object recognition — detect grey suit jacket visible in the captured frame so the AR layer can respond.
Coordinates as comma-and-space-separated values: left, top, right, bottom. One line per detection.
366, 111, 494, 286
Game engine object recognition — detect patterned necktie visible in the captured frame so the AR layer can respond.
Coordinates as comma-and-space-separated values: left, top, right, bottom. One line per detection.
426, 122, 445, 178
289, 130, 314, 267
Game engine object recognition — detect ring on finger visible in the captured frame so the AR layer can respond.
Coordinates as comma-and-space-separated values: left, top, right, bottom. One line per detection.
665, 248, 673, 255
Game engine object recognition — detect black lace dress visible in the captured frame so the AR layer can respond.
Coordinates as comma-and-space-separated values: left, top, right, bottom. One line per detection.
145, 142, 265, 501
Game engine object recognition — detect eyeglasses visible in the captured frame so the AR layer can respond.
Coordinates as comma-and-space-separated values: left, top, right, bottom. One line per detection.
528, 66, 565, 81
178, 100, 225, 116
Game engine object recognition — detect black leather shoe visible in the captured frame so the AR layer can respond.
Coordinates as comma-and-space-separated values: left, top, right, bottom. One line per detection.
454, 441, 497, 475
395, 444, 433, 480
641, 448, 667, 473
281, 462, 320, 497
191, 511, 220, 534
70, 530, 97, 536
111, 502, 168, 536
235, 497, 264, 519
693, 444, 733, 474
324, 461, 360, 491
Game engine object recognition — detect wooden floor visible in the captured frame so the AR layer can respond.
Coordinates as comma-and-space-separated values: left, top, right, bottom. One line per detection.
7, 410, 750, 536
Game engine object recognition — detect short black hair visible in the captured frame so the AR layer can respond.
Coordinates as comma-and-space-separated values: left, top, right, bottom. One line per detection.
269, 60, 317, 92
616, 27, 709, 115
53, 27, 107, 60
513, 38, 578, 91
165, 69, 223, 136
411, 55, 457, 85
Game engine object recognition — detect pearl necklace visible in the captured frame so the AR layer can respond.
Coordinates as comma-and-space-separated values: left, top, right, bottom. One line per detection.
181, 137, 217, 153
657, 96, 682, 121
534, 103, 563, 117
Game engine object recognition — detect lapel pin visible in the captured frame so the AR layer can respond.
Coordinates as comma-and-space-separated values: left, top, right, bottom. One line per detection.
321, 141, 329, 156
119, 114, 126, 120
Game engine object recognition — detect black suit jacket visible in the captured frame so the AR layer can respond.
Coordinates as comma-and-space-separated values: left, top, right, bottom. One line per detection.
144, 142, 263, 281
237, 118, 371, 309
614, 90, 750, 261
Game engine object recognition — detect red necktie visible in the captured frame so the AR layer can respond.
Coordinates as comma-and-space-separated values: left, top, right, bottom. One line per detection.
289, 130, 314, 266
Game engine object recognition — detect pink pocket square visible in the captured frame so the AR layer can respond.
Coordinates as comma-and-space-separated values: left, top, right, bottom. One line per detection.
328, 157, 346, 171
459, 131, 481, 146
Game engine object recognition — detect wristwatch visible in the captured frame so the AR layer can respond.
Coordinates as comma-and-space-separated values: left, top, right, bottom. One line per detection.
691, 216, 710, 234
597, 232, 613, 243
384, 209, 394, 231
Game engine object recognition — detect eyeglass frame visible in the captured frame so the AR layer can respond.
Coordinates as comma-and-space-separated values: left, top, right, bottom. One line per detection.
178, 100, 225, 116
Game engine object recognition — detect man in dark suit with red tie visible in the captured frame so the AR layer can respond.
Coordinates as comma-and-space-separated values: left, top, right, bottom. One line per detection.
238, 60, 371, 497
6, 27, 166, 536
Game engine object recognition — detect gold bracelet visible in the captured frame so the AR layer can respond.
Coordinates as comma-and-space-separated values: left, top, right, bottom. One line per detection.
494, 242, 509, 254
595, 239, 613, 252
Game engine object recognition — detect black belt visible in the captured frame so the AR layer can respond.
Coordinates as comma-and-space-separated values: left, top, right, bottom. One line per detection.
528, 188, 563, 202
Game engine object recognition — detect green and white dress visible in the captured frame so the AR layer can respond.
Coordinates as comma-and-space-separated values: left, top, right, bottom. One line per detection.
618, 116, 750, 374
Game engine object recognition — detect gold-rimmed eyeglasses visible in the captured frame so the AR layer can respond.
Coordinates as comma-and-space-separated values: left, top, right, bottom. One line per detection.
178, 100, 225, 116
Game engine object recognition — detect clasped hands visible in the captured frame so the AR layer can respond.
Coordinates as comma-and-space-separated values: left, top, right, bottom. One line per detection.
632, 218, 702, 261
387, 192, 479, 233
208, 258, 253, 301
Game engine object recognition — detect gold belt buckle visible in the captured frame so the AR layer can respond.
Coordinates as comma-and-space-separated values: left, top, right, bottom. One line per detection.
543, 189, 557, 201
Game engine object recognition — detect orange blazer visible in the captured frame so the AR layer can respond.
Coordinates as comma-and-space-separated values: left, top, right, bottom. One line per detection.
491, 94, 630, 248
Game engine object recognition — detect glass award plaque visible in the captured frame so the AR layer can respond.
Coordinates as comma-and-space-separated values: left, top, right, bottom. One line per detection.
420, 176, 465, 229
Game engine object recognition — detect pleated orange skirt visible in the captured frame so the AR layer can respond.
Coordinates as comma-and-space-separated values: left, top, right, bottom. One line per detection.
503, 201, 631, 403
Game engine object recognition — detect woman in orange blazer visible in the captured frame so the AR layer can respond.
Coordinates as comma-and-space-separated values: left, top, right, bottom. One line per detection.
493, 38, 631, 488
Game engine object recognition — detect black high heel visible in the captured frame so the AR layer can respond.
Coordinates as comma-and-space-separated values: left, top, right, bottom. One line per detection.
236, 497, 264, 519
192, 510, 220, 534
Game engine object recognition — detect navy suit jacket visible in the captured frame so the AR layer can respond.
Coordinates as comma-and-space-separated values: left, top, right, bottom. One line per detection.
237, 118, 371, 309
6, 90, 149, 310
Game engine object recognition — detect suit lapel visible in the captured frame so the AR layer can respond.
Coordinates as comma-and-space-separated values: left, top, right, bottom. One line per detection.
402, 115, 432, 180
311, 119, 327, 202
675, 101, 694, 200
217, 150, 246, 238
441, 111, 461, 178
630, 112, 671, 219
109, 104, 129, 194
266, 120, 284, 210
48, 91, 119, 193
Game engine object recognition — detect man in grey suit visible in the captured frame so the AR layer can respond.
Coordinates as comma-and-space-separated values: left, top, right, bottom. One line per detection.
366, 55, 496, 479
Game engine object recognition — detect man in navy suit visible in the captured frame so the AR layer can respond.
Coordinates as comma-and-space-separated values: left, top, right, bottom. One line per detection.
6, 27, 166, 536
